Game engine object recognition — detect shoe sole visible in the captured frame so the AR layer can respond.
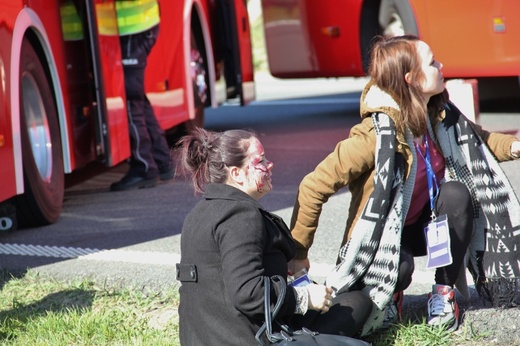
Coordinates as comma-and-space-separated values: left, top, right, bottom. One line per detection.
428, 317, 459, 332
159, 172, 174, 181
446, 318, 459, 332
445, 303, 460, 332
427, 309, 459, 332
110, 179, 158, 191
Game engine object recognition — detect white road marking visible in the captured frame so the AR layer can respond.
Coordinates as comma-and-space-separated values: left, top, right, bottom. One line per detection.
0, 243, 180, 266
80, 249, 180, 266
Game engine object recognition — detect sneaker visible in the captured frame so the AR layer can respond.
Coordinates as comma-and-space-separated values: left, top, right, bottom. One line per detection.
382, 291, 403, 329
427, 284, 459, 331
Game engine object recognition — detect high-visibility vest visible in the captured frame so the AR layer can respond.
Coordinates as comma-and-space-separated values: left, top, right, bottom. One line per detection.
60, 1, 84, 41
115, 0, 160, 36
96, 2, 119, 36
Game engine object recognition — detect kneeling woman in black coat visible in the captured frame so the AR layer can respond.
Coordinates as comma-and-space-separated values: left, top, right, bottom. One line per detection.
176, 128, 371, 345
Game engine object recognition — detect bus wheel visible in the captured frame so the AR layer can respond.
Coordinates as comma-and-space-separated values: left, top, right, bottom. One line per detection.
166, 30, 208, 146
190, 29, 208, 129
15, 38, 64, 227
379, 0, 418, 37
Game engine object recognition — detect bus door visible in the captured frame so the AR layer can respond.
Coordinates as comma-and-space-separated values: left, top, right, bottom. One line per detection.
84, 0, 130, 166
220, 0, 255, 105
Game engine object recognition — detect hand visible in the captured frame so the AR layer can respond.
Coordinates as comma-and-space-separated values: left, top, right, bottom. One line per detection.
306, 283, 334, 312
512, 141, 520, 159
288, 258, 310, 276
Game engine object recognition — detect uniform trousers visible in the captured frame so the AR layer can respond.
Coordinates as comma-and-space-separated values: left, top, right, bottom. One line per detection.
119, 24, 171, 178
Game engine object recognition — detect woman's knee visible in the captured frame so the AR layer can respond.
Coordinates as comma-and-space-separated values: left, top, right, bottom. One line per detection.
346, 290, 371, 306
333, 290, 372, 322
436, 181, 473, 217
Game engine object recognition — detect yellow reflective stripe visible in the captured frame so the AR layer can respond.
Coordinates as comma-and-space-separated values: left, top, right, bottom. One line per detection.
96, 2, 119, 36
60, 1, 84, 40
60, 3, 78, 16
115, 0, 158, 10
115, 0, 160, 35
62, 22, 84, 40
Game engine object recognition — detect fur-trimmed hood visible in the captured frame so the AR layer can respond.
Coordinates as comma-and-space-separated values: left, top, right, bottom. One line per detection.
360, 80, 401, 121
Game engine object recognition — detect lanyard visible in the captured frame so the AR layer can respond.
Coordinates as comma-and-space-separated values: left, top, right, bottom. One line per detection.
415, 135, 439, 216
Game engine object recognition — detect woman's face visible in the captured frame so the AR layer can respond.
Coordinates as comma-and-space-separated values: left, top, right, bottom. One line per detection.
243, 138, 273, 199
415, 41, 445, 99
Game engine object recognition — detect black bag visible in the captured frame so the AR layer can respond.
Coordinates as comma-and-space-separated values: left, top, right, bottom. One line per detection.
255, 275, 370, 346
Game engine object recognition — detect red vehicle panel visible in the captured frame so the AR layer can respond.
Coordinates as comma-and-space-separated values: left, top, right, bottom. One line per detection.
0, 0, 255, 230
261, 0, 520, 82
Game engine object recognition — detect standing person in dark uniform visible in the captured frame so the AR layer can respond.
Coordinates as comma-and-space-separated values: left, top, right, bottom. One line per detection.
111, 0, 173, 191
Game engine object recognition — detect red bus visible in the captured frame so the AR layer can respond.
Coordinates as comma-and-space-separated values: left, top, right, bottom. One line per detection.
0, 0, 255, 230
260, 0, 520, 100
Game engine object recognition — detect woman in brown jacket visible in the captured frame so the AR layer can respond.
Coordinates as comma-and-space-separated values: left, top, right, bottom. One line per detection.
289, 35, 520, 335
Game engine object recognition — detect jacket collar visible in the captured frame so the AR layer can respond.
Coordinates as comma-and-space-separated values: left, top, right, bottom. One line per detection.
204, 183, 263, 208
360, 80, 450, 145
360, 81, 401, 119
360, 81, 407, 144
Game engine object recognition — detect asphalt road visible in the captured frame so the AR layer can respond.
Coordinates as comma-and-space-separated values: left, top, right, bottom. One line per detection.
0, 73, 519, 297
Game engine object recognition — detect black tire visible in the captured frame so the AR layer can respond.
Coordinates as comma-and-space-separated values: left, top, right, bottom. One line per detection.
379, 0, 418, 37
15, 38, 64, 227
167, 28, 209, 146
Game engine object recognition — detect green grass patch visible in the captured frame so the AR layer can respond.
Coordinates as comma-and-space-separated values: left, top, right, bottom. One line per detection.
369, 319, 453, 346
0, 270, 179, 346
366, 316, 492, 346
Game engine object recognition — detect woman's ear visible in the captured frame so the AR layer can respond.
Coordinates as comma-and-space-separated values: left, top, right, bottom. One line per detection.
405, 72, 412, 85
229, 166, 245, 185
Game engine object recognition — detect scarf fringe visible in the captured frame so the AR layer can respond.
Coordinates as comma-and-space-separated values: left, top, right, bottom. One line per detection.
479, 277, 520, 308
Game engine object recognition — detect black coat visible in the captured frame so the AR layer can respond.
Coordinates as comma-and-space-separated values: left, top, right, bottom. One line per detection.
178, 184, 297, 345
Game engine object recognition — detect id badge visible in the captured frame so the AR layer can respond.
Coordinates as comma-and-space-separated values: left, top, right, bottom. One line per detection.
424, 214, 452, 269
288, 268, 312, 287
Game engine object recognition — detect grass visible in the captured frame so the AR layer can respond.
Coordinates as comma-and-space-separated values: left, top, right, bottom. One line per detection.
366, 315, 493, 346
0, 269, 494, 346
369, 319, 455, 346
0, 270, 180, 346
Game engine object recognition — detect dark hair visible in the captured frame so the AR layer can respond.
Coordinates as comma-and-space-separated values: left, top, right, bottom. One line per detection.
176, 127, 256, 194
368, 35, 447, 137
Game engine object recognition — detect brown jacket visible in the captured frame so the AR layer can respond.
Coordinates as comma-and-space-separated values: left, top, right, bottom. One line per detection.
290, 83, 519, 259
